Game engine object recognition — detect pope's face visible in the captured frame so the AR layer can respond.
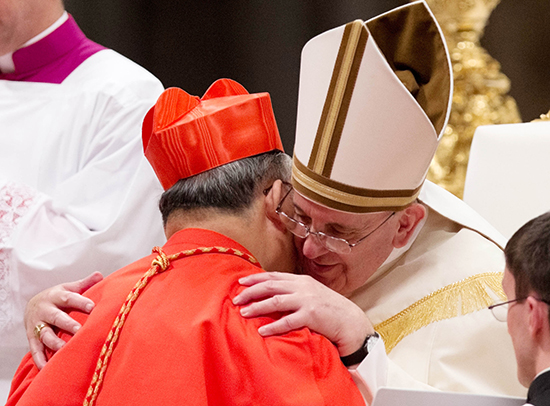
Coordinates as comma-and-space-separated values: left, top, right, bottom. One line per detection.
291, 191, 397, 295
503, 268, 536, 387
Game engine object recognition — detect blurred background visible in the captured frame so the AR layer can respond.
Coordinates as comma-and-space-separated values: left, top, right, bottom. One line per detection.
66, 0, 550, 153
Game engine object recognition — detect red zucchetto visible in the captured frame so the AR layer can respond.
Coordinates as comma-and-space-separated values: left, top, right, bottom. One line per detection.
142, 78, 284, 190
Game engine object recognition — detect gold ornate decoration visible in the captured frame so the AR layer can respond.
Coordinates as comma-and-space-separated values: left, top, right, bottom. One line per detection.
418, 0, 521, 198
532, 109, 550, 122
374, 272, 505, 354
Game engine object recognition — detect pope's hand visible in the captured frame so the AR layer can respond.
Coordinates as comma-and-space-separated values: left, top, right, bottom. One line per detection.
233, 272, 374, 357
25, 272, 103, 369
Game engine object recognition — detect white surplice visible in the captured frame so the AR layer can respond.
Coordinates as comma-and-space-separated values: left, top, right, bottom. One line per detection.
351, 181, 527, 400
0, 49, 165, 397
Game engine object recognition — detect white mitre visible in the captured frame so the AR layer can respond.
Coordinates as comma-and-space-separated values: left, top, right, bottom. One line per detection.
292, 0, 453, 213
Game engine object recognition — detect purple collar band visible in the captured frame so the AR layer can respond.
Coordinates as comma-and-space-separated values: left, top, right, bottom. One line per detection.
0, 14, 106, 84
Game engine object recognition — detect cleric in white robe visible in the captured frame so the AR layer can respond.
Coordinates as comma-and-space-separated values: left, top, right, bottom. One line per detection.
0, 4, 165, 401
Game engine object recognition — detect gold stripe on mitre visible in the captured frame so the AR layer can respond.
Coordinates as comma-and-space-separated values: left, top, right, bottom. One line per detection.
292, 156, 421, 213
374, 272, 506, 354
308, 20, 368, 177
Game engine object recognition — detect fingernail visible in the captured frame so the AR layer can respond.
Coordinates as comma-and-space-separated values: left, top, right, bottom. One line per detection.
232, 296, 242, 305
73, 325, 81, 334
240, 307, 249, 316
85, 303, 94, 312
238, 277, 246, 284
258, 326, 267, 336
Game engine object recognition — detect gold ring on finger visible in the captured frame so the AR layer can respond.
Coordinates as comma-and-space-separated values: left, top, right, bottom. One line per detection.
33, 322, 48, 340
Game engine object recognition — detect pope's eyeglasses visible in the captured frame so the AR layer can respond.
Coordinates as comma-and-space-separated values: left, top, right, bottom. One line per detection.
274, 185, 395, 255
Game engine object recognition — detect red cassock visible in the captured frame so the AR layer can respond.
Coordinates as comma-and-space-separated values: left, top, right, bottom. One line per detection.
7, 228, 364, 405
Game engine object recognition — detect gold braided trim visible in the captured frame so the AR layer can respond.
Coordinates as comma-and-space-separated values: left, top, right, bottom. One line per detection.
374, 272, 506, 354
83, 246, 258, 406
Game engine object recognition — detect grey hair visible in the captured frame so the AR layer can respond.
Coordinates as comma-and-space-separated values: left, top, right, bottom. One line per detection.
159, 151, 291, 225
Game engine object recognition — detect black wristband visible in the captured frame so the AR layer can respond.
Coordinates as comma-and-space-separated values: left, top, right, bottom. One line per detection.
340, 332, 379, 367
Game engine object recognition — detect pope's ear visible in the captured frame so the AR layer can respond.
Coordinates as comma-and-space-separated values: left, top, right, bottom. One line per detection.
392, 203, 426, 248
263, 179, 287, 232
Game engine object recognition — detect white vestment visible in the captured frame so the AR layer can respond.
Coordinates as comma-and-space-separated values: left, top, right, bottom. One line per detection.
0, 49, 165, 398
352, 181, 526, 399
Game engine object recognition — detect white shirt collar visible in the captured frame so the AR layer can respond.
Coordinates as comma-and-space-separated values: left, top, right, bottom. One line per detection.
0, 11, 68, 74
534, 366, 550, 380
0, 53, 14, 74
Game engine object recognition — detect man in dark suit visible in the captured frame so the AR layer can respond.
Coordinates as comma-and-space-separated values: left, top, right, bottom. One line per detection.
490, 212, 550, 405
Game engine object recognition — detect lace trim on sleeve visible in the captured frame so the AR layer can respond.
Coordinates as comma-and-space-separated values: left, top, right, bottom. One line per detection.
0, 182, 38, 330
